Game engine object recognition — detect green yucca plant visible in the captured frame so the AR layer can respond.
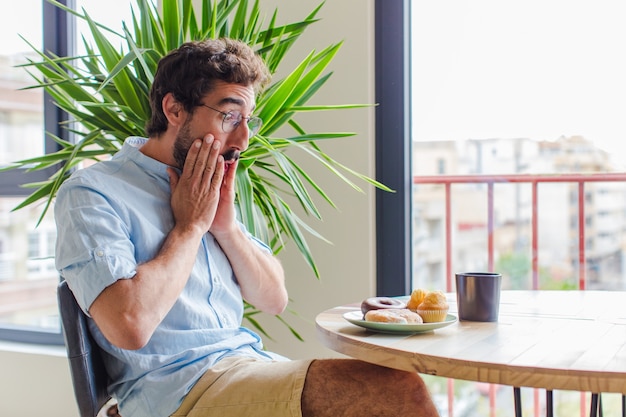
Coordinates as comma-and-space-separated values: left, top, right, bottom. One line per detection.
4, 0, 388, 339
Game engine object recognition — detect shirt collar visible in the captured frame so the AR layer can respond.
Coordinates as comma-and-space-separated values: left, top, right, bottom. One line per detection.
121, 136, 172, 181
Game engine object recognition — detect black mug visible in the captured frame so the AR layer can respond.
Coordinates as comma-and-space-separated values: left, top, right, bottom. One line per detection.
455, 272, 501, 322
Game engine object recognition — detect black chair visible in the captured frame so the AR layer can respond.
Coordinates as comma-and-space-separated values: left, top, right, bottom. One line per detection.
57, 280, 112, 417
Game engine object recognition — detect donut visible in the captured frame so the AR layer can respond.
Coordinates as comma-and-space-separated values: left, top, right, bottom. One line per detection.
364, 308, 423, 324
361, 297, 407, 316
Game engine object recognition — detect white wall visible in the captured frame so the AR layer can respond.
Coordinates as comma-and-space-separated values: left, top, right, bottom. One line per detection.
0, 342, 78, 417
0, 0, 377, 415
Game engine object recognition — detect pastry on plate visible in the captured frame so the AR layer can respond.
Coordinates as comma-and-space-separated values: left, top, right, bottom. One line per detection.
406, 288, 429, 311
415, 290, 449, 323
364, 308, 423, 324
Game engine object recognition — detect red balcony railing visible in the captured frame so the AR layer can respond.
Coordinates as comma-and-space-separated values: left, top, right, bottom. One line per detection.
412, 172, 626, 417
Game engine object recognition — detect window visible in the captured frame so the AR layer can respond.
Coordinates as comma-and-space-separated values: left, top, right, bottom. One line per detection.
436, 158, 446, 175
376, 0, 626, 415
409, 0, 626, 292
0, 0, 132, 345
0, 0, 65, 344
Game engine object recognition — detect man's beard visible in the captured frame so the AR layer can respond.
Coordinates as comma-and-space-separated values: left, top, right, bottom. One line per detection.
172, 120, 195, 169
172, 121, 241, 169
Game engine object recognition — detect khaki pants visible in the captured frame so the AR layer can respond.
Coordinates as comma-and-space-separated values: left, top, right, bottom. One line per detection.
171, 357, 314, 417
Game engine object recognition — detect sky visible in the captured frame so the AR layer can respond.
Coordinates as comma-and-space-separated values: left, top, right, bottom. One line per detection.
411, 0, 626, 169
3, 0, 131, 55
2, 0, 41, 55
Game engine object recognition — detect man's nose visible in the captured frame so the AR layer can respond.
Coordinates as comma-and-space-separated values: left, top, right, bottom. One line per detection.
232, 123, 249, 150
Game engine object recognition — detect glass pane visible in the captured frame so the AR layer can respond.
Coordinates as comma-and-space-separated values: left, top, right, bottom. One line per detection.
0, 0, 43, 165
0, 198, 59, 331
0, 0, 55, 334
411, 3, 626, 415
412, 1, 626, 291
0, 0, 133, 339
412, 1, 626, 170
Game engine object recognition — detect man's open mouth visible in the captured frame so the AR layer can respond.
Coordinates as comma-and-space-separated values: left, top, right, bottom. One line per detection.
222, 149, 240, 174
222, 149, 240, 163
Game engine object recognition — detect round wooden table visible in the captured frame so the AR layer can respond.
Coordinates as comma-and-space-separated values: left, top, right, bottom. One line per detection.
315, 291, 626, 416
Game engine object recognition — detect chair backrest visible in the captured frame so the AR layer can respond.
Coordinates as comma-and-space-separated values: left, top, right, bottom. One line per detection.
57, 280, 112, 417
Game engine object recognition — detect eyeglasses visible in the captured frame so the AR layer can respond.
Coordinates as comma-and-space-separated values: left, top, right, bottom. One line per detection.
200, 104, 262, 139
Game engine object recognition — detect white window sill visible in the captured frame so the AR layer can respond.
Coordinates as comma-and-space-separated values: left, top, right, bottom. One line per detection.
0, 339, 66, 357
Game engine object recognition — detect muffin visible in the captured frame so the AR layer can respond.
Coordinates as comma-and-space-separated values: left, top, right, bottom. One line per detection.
406, 288, 429, 311
415, 290, 449, 323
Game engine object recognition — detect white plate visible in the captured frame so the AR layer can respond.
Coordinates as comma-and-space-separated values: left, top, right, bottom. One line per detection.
343, 311, 457, 334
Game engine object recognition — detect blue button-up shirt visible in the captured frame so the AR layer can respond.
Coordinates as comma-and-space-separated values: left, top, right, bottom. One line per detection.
55, 137, 284, 417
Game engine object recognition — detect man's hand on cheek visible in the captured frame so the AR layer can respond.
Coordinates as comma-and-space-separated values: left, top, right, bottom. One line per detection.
167, 135, 224, 234
210, 158, 238, 237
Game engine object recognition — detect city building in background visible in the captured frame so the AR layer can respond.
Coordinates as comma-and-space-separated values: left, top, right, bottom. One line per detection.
0, 51, 58, 330
412, 136, 626, 292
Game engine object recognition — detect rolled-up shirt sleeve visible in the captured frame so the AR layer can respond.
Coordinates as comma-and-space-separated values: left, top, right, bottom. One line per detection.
55, 180, 137, 316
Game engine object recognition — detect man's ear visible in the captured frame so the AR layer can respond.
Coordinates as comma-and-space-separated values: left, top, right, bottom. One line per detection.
162, 93, 186, 127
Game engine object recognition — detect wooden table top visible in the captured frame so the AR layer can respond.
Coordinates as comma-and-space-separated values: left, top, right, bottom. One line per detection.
315, 290, 626, 394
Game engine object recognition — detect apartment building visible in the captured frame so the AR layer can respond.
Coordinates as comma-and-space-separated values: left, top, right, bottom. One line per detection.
412, 136, 626, 291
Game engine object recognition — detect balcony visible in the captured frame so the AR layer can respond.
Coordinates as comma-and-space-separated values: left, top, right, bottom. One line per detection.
412, 172, 626, 417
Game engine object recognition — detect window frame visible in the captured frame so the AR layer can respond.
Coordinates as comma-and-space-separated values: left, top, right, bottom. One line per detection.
375, 0, 412, 296
0, 0, 73, 345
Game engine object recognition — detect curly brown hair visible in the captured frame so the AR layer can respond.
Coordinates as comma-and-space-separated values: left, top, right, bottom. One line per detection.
145, 38, 271, 137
